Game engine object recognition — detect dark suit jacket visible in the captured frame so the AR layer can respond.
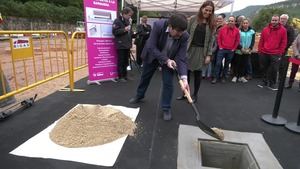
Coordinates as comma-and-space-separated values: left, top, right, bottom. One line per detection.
141, 19, 189, 76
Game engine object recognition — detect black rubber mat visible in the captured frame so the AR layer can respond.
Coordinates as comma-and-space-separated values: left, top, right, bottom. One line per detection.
0, 69, 299, 169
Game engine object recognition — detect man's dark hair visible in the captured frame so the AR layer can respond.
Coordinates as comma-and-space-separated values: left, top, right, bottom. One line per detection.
218, 13, 226, 19
122, 7, 133, 15
168, 13, 187, 31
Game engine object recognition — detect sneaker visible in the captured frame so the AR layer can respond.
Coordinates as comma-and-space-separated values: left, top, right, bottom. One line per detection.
221, 78, 226, 83
163, 110, 172, 121
238, 77, 248, 83
268, 84, 278, 91
211, 78, 217, 84
257, 81, 267, 88
231, 76, 237, 83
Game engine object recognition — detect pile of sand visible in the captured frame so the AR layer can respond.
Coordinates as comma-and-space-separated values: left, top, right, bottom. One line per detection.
49, 104, 136, 148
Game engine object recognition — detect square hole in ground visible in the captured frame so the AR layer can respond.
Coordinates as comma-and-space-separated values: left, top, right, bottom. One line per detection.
198, 139, 260, 169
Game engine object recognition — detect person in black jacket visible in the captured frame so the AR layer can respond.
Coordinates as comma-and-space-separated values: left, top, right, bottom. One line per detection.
135, 15, 152, 67
279, 14, 295, 89
112, 7, 134, 82
280, 14, 295, 53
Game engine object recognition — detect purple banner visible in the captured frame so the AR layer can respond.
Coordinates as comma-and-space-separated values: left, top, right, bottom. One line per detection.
83, 0, 118, 82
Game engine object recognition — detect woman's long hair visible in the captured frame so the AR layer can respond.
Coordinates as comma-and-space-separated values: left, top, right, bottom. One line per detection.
197, 0, 215, 30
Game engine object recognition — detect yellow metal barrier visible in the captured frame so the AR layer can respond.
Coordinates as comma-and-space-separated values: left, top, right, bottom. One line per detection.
66, 31, 87, 92
0, 31, 88, 101
0, 31, 71, 100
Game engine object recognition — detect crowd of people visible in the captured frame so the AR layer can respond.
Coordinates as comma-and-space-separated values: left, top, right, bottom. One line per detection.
112, 1, 299, 121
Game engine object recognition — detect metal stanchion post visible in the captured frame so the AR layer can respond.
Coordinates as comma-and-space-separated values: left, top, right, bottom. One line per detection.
129, 51, 141, 74
285, 107, 300, 133
261, 55, 288, 125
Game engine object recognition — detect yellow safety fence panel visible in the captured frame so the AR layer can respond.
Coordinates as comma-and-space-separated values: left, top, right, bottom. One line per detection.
65, 31, 87, 92
0, 31, 87, 101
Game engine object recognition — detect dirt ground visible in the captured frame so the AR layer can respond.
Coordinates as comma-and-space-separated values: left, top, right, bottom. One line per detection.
0, 66, 88, 111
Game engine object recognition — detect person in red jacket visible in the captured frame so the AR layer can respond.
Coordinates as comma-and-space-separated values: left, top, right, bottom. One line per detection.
211, 16, 240, 84
257, 15, 287, 90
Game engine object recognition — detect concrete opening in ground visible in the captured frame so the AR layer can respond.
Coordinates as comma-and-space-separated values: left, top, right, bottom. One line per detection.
199, 139, 260, 169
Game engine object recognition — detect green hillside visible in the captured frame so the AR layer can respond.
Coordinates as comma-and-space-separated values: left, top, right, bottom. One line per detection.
0, 0, 84, 23
221, 0, 300, 20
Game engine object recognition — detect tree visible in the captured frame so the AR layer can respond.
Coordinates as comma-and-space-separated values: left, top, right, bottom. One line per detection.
252, 8, 288, 32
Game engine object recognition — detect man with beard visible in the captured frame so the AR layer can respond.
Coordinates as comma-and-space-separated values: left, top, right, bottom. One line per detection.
257, 15, 287, 90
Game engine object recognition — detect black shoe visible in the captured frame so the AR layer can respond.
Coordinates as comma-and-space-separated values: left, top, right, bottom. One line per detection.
176, 95, 186, 100
125, 77, 133, 81
285, 85, 292, 89
163, 110, 172, 121
285, 82, 293, 89
211, 78, 217, 84
192, 95, 198, 103
119, 78, 127, 82
129, 96, 143, 104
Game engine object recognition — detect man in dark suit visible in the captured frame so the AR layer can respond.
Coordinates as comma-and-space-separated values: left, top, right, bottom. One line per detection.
129, 13, 190, 121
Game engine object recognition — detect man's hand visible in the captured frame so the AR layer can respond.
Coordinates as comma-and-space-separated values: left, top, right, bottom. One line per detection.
166, 59, 177, 69
125, 26, 131, 32
181, 78, 190, 94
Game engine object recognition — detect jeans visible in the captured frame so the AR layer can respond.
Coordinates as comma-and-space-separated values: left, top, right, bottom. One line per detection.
136, 60, 174, 112
201, 63, 212, 77
214, 49, 234, 79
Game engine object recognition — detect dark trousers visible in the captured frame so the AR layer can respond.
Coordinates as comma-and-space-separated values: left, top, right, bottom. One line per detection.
289, 63, 300, 84
117, 49, 130, 79
246, 55, 253, 76
233, 54, 249, 78
136, 41, 146, 66
187, 70, 202, 97
136, 60, 174, 111
259, 53, 281, 85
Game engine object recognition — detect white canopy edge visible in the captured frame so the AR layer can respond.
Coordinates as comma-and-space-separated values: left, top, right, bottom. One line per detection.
125, 0, 234, 12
